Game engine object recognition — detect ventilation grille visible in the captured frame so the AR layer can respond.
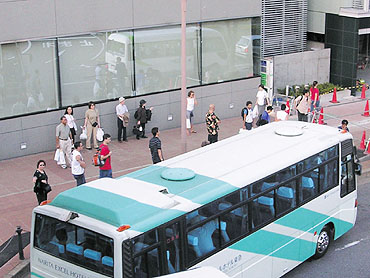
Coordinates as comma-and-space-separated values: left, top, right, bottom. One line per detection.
353, 0, 363, 9
261, 0, 307, 58
341, 139, 353, 157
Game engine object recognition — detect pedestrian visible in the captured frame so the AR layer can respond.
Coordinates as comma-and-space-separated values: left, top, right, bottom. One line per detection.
64, 106, 77, 143
135, 99, 153, 139
205, 104, 221, 144
257, 105, 273, 126
33, 160, 49, 205
276, 104, 289, 121
256, 84, 269, 116
243, 101, 254, 130
149, 127, 164, 164
99, 134, 112, 178
338, 119, 350, 133
116, 97, 129, 142
71, 141, 86, 186
294, 89, 311, 122
310, 81, 320, 112
186, 90, 198, 135
84, 101, 100, 150
56, 116, 72, 169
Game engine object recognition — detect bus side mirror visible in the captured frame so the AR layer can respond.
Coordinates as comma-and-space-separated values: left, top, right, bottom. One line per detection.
354, 162, 362, 176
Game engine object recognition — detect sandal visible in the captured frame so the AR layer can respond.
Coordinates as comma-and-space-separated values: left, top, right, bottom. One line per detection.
191, 130, 197, 133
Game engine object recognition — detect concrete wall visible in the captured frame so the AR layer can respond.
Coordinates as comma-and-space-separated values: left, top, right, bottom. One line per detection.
273, 49, 331, 92
0, 0, 261, 43
0, 78, 260, 160
307, 0, 353, 33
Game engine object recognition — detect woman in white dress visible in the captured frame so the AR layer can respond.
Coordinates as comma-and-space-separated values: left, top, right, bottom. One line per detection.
64, 106, 77, 142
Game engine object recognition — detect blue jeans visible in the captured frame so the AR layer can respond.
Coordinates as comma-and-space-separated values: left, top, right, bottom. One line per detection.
310, 100, 320, 112
99, 169, 112, 178
73, 174, 86, 186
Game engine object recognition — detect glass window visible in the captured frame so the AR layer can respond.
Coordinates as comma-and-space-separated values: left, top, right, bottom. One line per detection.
0, 40, 59, 118
276, 180, 297, 216
254, 189, 275, 227
220, 204, 248, 242
34, 214, 114, 277
187, 219, 222, 264
59, 32, 134, 106
202, 18, 260, 84
133, 247, 160, 278
341, 155, 355, 197
134, 25, 201, 95
319, 160, 338, 193
300, 169, 319, 203
165, 222, 182, 273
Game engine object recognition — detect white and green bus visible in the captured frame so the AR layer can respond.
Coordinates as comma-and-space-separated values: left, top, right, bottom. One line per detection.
31, 121, 361, 278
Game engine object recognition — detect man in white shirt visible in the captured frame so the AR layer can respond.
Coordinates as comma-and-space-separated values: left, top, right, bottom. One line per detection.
243, 101, 255, 130
256, 84, 269, 116
71, 141, 86, 186
116, 97, 129, 142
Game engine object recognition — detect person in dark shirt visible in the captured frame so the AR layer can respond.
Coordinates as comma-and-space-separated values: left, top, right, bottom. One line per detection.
33, 160, 49, 204
338, 119, 350, 133
149, 127, 163, 164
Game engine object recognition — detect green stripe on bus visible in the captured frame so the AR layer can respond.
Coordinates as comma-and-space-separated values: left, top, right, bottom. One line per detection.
125, 165, 238, 205
275, 207, 354, 237
30, 272, 44, 278
50, 186, 184, 232
229, 230, 315, 262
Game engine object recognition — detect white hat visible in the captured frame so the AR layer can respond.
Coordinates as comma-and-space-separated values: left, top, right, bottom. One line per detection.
119, 97, 125, 102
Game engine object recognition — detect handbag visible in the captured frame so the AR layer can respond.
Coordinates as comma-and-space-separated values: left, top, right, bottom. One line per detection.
80, 127, 87, 140
43, 183, 52, 193
97, 128, 104, 141
92, 122, 98, 127
54, 149, 60, 161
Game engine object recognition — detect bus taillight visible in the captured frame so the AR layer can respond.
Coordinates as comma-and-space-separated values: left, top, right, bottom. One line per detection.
355, 199, 358, 207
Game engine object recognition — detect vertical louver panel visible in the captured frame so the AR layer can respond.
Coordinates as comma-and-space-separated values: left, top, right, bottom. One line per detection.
262, 0, 307, 58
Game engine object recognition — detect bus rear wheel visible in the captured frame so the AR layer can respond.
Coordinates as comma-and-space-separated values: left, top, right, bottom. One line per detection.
313, 226, 331, 259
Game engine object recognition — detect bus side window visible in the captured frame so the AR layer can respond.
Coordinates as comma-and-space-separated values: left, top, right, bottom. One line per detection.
341, 155, 355, 197
276, 180, 297, 216
255, 189, 275, 227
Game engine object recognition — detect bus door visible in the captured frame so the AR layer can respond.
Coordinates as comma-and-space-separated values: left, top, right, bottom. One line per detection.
164, 221, 184, 274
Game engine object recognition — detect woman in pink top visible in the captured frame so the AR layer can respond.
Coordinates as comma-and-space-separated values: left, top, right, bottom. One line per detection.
310, 81, 320, 112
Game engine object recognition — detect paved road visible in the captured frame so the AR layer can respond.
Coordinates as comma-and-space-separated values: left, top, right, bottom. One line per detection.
284, 175, 370, 278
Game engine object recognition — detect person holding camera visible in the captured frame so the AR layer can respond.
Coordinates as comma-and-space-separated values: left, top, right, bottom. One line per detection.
83, 101, 100, 150
135, 99, 153, 140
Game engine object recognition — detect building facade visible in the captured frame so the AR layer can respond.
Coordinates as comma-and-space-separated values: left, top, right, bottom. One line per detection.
308, 0, 370, 87
0, 0, 263, 160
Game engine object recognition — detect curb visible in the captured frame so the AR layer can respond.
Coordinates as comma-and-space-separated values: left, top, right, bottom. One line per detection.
4, 259, 29, 278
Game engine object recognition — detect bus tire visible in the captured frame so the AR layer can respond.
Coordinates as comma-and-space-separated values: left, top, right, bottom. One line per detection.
313, 226, 332, 259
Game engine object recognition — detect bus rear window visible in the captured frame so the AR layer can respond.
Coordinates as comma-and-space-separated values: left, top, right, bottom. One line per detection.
34, 213, 114, 277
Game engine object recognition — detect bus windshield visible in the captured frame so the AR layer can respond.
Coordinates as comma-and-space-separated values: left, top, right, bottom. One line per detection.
34, 213, 114, 277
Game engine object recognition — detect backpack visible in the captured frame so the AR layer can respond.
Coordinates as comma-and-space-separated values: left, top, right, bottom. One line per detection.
93, 148, 105, 167
241, 107, 248, 119
134, 109, 139, 120
146, 109, 152, 121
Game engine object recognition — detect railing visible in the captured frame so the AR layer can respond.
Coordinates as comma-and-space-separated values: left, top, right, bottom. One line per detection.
0, 227, 30, 268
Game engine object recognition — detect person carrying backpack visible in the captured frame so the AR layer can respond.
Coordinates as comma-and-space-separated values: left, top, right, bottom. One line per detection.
242, 101, 254, 130
134, 99, 153, 140
294, 89, 310, 122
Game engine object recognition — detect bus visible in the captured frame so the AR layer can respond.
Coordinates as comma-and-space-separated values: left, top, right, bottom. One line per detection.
30, 121, 361, 278
161, 267, 230, 278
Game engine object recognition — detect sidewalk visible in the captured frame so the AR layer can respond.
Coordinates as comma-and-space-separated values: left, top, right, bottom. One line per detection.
1, 88, 370, 276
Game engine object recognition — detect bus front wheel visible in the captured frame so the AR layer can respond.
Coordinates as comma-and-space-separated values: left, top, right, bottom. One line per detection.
313, 226, 332, 259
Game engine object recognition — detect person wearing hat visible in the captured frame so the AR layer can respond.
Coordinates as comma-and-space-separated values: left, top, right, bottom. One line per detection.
116, 97, 129, 142
135, 99, 153, 139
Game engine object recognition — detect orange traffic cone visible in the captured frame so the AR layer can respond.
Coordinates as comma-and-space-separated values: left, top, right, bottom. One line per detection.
359, 131, 366, 151
361, 85, 366, 100
362, 100, 370, 117
330, 87, 339, 103
318, 107, 325, 124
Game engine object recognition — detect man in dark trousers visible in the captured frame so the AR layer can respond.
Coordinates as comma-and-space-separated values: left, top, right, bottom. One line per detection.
149, 127, 164, 164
